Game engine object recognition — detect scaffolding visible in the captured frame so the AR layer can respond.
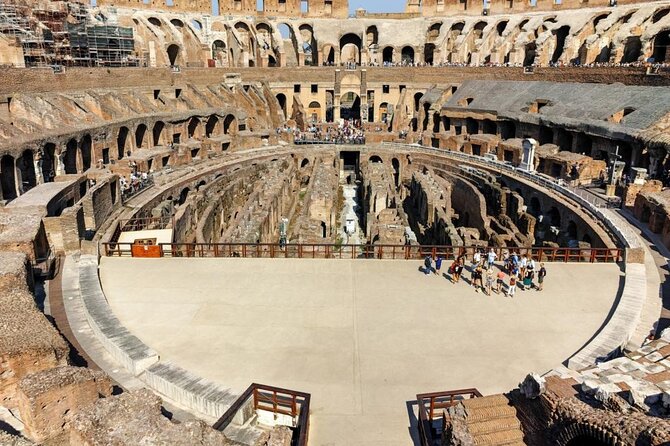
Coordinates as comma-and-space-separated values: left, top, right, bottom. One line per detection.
0, 0, 138, 68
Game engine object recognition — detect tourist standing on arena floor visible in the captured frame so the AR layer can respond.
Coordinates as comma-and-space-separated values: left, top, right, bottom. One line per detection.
453, 259, 464, 283
507, 274, 517, 297
487, 248, 497, 269
435, 255, 442, 276
485, 268, 494, 295
473, 263, 484, 293
496, 270, 505, 294
424, 255, 432, 275
537, 263, 547, 291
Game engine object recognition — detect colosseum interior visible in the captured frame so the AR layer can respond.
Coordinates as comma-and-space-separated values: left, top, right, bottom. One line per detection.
1, 0, 670, 444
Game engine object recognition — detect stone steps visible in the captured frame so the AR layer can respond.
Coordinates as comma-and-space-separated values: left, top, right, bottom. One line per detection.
458, 394, 526, 446
467, 416, 522, 436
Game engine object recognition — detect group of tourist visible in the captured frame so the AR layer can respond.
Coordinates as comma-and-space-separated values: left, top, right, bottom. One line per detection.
423, 248, 547, 297
321, 60, 670, 70
293, 120, 366, 145
120, 168, 151, 199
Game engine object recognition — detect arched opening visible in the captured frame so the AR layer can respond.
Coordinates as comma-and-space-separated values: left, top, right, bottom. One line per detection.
324, 45, 335, 64
529, 197, 541, 217
524, 42, 537, 66
392, 158, 400, 188
551, 25, 570, 63
414, 92, 423, 112
148, 17, 162, 27
276, 93, 287, 119
482, 119, 496, 135
369, 155, 382, 163
500, 121, 516, 140
466, 117, 479, 135
496, 20, 508, 36
473, 21, 487, 39
178, 187, 190, 205
621, 36, 642, 63
382, 46, 393, 64
307, 101, 321, 123
205, 115, 219, 137
64, 139, 78, 174
42, 143, 56, 182
0, 155, 17, 200
135, 124, 147, 149
212, 40, 227, 65
152, 121, 166, 146
299, 24, 317, 66
19, 150, 36, 191
548, 207, 561, 227
424, 43, 435, 64
300, 158, 310, 168
320, 221, 327, 238
432, 113, 441, 133
567, 220, 577, 239
170, 18, 184, 28
366, 25, 378, 45
224, 115, 237, 134
166, 44, 181, 66
80, 134, 92, 171
539, 126, 554, 145
278, 23, 299, 67
441, 116, 450, 132
117, 126, 129, 159
593, 13, 610, 28
652, 8, 670, 24
340, 92, 361, 120
268, 55, 277, 67
422, 103, 431, 131
379, 102, 389, 123
401, 46, 414, 64
652, 30, 670, 63
187, 117, 201, 139
340, 33, 361, 65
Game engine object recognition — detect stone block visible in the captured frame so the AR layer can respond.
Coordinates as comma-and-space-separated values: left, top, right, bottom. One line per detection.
16, 366, 112, 443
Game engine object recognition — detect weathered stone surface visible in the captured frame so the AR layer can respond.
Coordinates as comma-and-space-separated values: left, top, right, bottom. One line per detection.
519, 373, 545, 399
0, 431, 34, 446
67, 389, 237, 446
254, 426, 293, 446
17, 366, 112, 443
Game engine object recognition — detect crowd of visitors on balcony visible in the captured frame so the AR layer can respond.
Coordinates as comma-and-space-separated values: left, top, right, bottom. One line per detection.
120, 161, 152, 199
322, 59, 669, 70
292, 120, 366, 144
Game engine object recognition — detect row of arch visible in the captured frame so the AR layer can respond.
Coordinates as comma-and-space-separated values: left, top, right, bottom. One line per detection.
189, 7, 670, 67
0, 113, 239, 202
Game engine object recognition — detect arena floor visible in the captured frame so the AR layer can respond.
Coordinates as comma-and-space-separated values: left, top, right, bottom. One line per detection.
99, 258, 622, 446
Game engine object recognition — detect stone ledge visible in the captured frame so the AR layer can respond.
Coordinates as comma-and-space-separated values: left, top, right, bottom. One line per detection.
142, 361, 239, 420
77, 254, 159, 376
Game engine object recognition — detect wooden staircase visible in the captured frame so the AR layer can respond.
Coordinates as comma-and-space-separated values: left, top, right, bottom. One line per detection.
460, 394, 525, 446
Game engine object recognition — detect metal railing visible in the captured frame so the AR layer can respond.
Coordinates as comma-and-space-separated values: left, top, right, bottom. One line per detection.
213, 383, 310, 446
101, 241, 622, 262
382, 142, 638, 249
416, 389, 482, 446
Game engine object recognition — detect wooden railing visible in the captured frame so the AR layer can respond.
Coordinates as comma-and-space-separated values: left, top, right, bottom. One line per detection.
101, 242, 623, 263
118, 216, 173, 233
212, 383, 310, 446
416, 389, 483, 446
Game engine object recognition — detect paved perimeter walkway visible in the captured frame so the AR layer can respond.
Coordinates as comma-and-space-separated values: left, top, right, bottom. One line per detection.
100, 258, 621, 446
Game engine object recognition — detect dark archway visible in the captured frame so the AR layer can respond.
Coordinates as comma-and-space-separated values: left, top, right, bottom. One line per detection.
621, 36, 642, 63
117, 126, 129, 159
224, 115, 237, 134
523, 42, 537, 66
80, 134, 92, 171
529, 197, 541, 217
414, 92, 423, 112
369, 155, 382, 163
548, 207, 561, 227
0, 155, 17, 200
42, 143, 56, 182
340, 92, 361, 120
339, 33, 361, 65
424, 43, 435, 64
276, 93, 287, 119
166, 44, 181, 66
401, 46, 414, 64
466, 117, 479, 135
187, 117, 201, 139
64, 139, 78, 174
205, 115, 219, 138
652, 30, 670, 63
566, 434, 609, 446
551, 26, 570, 63
19, 150, 36, 191
135, 124, 147, 149
153, 121, 166, 146
383, 46, 393, 64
